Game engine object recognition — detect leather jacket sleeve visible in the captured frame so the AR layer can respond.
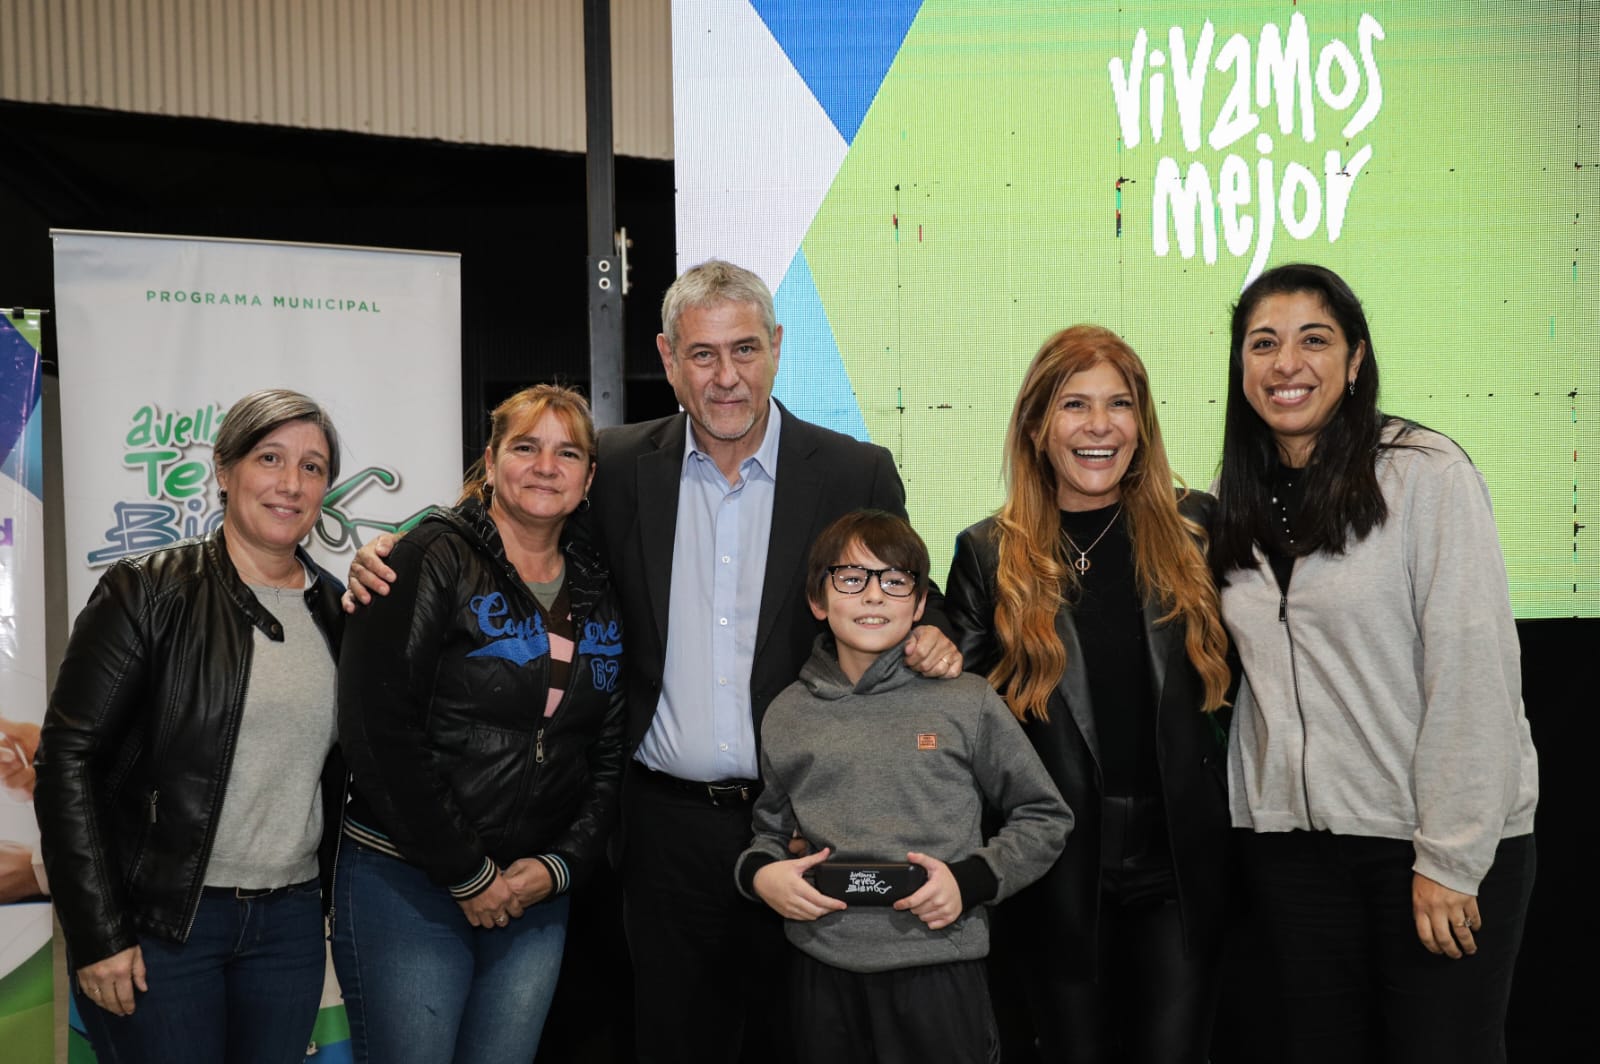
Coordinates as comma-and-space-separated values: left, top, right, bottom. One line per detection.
35, 562, 153, 965
338, 531, 495, 890
944, 523, 1003, 677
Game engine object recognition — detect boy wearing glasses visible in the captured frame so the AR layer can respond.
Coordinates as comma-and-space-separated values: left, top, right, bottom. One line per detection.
736, 510, 1071, 1061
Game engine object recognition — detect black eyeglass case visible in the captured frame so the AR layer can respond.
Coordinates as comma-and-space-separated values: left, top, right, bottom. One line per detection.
806, 862, 928, 905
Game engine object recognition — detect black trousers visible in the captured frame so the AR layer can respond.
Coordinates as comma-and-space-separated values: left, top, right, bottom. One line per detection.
792, 952, 999, 1064
1241, 830, 1536, 1064
621, 766, 793, 1064
1022, 795, 1220, 1064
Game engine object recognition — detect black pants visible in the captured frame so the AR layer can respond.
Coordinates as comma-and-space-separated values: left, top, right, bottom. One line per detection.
1024, 796, 1220, 1064
792, 952, 999, 1064
1242, 830, 1536, 1064
622, 766, 792, 1064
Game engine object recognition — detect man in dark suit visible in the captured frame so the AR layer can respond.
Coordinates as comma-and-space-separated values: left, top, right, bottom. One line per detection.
597, 260, 960, 1062
347, 259, 962, 1062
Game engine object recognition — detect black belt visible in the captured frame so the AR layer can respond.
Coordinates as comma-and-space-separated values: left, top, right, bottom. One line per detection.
202, 879, 316, 900
635, 764, 760, 806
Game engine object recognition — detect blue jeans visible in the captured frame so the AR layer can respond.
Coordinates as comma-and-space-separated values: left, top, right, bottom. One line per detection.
330, 841, 570, 1064
73, 881, 325, 1064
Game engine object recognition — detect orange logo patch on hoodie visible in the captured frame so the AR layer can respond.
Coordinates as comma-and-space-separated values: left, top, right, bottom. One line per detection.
916, 733, 938, 750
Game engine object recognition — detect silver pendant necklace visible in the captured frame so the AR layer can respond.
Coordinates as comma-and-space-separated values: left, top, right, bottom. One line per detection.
1062, 504, 1123, 574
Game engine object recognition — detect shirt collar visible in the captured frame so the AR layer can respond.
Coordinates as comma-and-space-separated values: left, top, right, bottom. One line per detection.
681, 398, 782, 482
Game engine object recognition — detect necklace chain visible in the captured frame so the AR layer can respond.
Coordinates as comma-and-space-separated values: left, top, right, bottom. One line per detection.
1061, 504, 1123, 575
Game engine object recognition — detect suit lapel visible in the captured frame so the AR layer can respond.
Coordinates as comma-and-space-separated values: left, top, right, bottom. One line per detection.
755, 414, 821, 661
636, 415, 685, 650
1054, 607, 1102, 772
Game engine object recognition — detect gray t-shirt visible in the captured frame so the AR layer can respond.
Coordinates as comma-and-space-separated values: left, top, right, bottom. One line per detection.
203, 580, 338, 889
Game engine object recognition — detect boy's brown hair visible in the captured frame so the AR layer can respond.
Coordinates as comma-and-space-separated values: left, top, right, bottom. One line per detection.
806, 509, 931, 606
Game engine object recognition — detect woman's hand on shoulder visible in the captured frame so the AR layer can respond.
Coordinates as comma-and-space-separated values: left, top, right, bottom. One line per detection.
904, 626, 963, 679
342, 532, 400, 611
76, 945, 147, 1016
1412, 871, 1481, 958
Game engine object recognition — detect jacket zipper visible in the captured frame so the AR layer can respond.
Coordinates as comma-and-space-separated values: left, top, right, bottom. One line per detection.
1280, 590, 1316, 827
180, 662, 252, 943
307, 606, 348, 930
324, 776, 351, 931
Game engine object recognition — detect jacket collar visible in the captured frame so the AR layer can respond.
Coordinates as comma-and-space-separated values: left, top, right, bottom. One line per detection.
755, 401, 820, 659
201, 524, 336, 642
433, 498, 612, 619
636, 416, 687, 643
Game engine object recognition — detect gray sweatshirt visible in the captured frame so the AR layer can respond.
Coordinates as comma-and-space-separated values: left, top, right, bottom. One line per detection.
735, 638, 1071, 974
1224, 424, 1538, 894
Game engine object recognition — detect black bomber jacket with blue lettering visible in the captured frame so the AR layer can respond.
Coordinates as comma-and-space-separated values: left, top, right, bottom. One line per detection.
338, 499, 626, 899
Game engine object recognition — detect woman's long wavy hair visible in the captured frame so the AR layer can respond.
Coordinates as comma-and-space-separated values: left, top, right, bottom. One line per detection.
991, 326, 1231, 721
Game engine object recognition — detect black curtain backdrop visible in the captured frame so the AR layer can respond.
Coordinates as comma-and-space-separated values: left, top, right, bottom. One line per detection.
1, 99, 1586, 1061
0, 99, 681, 466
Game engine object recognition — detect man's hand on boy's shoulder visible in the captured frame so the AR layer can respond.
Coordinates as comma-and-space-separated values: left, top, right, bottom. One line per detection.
753, 847, 848, 922
895, 852, 962, 930
903, 626, 962, 679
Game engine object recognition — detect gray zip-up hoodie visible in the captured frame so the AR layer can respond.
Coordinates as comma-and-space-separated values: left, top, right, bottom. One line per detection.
1224, 424, 1538, 894
735, 637, 1071, 974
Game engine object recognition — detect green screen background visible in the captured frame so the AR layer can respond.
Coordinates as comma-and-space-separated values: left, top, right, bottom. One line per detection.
684, 1, 1598, 617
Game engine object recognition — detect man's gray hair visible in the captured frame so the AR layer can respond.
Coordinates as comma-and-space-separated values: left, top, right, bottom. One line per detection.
660, 259, 777, 351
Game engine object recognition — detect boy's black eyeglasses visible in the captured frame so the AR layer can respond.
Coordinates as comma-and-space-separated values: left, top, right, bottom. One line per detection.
825, 566, 919, 598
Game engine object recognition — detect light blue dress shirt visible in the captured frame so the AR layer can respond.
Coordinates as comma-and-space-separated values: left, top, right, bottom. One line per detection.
634, 401, 781, 781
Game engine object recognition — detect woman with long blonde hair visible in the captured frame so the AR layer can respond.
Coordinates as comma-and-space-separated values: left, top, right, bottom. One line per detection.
946, 325, 1232, 1063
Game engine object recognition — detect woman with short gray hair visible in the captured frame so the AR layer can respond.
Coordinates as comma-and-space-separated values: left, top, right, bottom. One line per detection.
36, 387, 347, 1064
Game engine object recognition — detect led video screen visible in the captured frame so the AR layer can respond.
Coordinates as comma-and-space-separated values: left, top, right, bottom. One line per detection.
672, 0, 1597, 617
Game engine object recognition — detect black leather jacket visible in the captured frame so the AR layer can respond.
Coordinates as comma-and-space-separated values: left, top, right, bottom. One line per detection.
945, 491, 1233, 977
35, 528, 346, 966
338, 501, 626, 895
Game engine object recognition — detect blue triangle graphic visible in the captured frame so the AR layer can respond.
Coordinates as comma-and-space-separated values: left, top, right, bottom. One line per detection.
751, 0, 922, 143
772, 247, 870, 442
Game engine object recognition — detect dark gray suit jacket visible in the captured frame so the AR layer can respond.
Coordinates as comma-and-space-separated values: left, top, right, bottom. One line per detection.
586, 401, 949, 757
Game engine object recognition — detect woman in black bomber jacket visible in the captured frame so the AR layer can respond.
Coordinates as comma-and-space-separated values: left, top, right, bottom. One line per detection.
36, 389, 347, 1064
944, 328, 1234, 1064
332, 384, 626, 1064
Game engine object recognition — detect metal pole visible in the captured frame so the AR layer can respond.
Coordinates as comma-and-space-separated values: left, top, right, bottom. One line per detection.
584, 0, 625, 427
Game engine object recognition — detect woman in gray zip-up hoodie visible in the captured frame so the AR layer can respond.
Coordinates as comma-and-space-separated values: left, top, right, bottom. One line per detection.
1209, 264, 1536, 1064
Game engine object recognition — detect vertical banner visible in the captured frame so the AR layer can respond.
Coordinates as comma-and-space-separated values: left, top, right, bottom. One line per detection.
51, 232, 464, 1061
53, 231, 462, 609
0, 310, 51, 1063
